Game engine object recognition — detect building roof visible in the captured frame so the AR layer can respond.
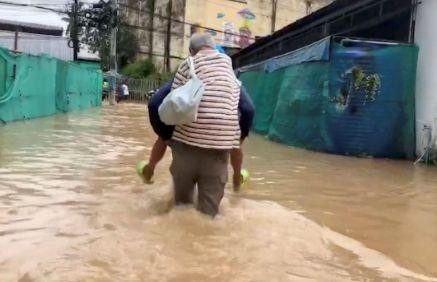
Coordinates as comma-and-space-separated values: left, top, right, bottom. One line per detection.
0, 19, 63, 36
233, 0, 415, 68
0, 31, 100, 62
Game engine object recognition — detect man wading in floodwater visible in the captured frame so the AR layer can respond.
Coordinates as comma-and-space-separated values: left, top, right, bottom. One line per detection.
168, 33, 243, 217
149, 33, 249, 217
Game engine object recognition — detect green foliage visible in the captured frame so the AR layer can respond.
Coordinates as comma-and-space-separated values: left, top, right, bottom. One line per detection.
146, 0, 155, 14
63, 0, 138, 70
351, 67, 381, 103
99, 26, 138, 70
120, 60, 174, 82
332, 66, 382, 108
64, 0, 113, 53
158, 71, 175, 82
121, 59, 157, 79
117, 26, 138, 69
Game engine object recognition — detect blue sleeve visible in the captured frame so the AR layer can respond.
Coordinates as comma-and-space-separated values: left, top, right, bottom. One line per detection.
148, 80, 175, 140
238, 86, 255, 139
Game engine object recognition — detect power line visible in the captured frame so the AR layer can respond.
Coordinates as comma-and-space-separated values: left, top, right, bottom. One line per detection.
137, 50, 185, 61
0, 0, 67, 13
0, 0, 256, 40
123, 22, 242, 45
0, 0, 266, 58
119, 3, 257, 40
0, 0, 298, 39
1, 0, 296, 21
0, 0, 96, 5
0, 35, 67, 39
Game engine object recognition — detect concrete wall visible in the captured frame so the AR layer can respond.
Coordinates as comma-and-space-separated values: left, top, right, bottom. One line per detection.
152, 0, 186, 71
183, 0, 257, 58
120, 0, 151, 59
183, 0, 332, 60
184, 0, 300, 51
275, 0, 334, 31
121, 0, 333, 72
414, 0, 437, 156
120, 0, 185, 72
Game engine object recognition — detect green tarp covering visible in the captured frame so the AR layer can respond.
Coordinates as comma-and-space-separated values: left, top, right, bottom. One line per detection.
239, 37, 418, 158
0, 47, 102, 123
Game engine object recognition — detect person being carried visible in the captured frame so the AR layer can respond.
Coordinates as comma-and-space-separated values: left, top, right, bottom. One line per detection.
167, 33, 246, 216
144, 75, 254, 191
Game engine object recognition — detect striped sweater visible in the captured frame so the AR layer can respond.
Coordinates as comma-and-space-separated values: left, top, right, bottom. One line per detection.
171, 49, 241, 150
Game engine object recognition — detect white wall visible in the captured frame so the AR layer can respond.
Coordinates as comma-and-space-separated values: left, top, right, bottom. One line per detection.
0, 31, 99, 62
0, 31, 73, 61
414, 0, 437, 155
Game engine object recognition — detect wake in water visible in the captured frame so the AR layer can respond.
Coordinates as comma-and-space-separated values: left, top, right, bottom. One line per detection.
1, 104, 437, 281
9, 183, 435, 282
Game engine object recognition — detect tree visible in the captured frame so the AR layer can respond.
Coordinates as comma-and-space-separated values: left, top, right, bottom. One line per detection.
64, 0, 138, 70
121, 59, 156, 79
117, 26, 138, 69
97, 25, 139, 71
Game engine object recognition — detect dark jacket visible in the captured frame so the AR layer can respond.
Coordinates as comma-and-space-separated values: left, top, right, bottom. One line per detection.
148, 79, 255, 141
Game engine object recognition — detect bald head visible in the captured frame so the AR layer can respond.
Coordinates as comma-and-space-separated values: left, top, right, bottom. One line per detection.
189, 32, 216, 55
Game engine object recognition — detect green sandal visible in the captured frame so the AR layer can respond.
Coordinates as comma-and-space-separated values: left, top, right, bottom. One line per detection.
136, 161, 154, 184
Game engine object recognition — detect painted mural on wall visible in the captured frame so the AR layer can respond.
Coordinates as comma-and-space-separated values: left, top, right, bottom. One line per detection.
332, 66, 382, 112
191, 24, 217, 38
236, 26, 253, 48
215, 8, 256, 49
222, 22, 235, 47
235, 8, 255, 48
191, 7, 256, 49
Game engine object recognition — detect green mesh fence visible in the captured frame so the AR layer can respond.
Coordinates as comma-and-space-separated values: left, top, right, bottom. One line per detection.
239, 69, 285, 134
0, 47, 102, 123
238, 38, 418, 158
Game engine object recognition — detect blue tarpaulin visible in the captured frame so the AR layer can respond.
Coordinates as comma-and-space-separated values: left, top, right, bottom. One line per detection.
265, 37, 330, 72
238, 37, 331, 73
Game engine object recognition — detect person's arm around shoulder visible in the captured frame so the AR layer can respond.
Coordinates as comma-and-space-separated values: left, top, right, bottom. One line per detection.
148, 79, 175, 141
148, 80, 173, 112
172, 59, 190, 90
238, 86, 255, 140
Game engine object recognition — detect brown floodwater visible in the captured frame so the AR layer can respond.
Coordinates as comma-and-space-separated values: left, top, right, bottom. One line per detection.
1, 103, 437, 282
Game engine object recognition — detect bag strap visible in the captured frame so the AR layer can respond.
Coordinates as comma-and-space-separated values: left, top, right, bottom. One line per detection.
187, 56, 197, 79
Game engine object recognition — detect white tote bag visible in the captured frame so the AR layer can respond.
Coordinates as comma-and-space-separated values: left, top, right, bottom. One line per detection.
158, 57, 205, 125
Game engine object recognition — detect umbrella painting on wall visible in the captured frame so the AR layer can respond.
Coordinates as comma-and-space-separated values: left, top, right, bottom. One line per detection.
236, 8, 255, 48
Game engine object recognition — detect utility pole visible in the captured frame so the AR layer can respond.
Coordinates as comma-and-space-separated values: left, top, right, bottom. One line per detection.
137, 1, 142, 40
271, 0, 277, 33
13, 27, 19, 51
72, 0, 79, 61
110, 0, 118, 73
408, 0, 418, 43
164, 0, 172, 72
109, 0, 118, 105
148, 0, 155, 61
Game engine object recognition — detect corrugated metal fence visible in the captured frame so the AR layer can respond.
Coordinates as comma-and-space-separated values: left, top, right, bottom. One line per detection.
0, 31, 73, 61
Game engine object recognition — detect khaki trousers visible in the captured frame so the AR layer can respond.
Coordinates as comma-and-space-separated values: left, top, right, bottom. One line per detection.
170, 141, 229, 217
